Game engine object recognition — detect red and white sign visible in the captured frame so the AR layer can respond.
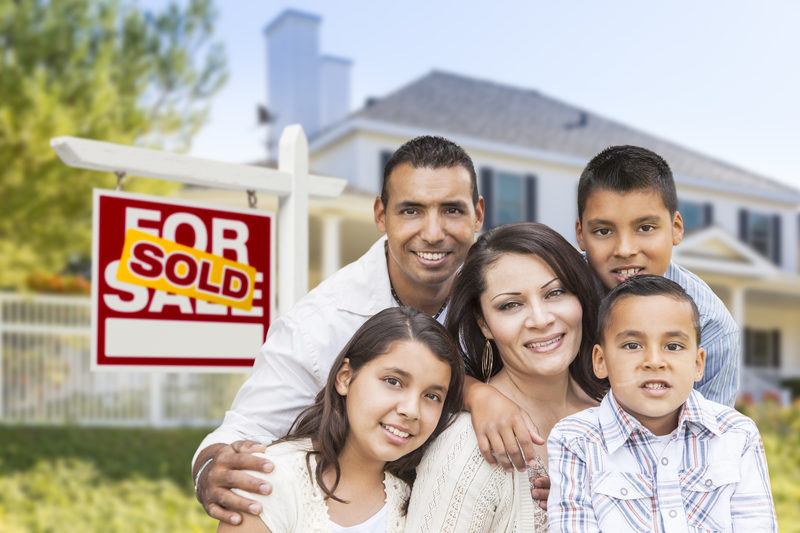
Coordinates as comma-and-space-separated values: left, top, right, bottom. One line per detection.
92, 190, 274, 371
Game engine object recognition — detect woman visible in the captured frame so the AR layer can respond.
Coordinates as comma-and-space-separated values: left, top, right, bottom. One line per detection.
219, 307, 464, 533
405, 222, 608, 532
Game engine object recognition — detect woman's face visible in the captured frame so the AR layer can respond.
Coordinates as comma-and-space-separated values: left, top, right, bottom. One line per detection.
478, 253, 583, 379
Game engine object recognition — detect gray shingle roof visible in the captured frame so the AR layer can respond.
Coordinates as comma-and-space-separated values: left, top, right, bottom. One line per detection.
352, 70, 799, 198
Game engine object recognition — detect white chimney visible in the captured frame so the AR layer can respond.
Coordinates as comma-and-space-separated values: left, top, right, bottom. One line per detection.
264, 10, 351, 157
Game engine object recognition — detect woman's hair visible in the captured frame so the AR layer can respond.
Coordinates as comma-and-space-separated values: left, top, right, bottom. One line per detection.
445, 222, 608, 401
279, 306, 464, 503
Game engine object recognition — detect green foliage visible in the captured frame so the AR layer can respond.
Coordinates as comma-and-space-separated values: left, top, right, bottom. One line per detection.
0, 0, 227, 289
0, 425, 218, 532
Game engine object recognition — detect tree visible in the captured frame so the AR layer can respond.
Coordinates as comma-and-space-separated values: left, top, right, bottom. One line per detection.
0, 0, 227, 288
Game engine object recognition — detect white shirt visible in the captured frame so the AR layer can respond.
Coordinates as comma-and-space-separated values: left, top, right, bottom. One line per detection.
194, 238, 397, 465
232, 439, 408, 533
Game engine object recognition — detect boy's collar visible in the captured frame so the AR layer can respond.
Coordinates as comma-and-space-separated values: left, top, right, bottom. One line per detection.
599, 390, 723, 453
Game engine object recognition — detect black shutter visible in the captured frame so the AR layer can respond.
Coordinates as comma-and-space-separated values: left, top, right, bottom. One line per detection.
525, 174, 538, 222
480, 167, 494, 229
703, 203, 714, 228
771, 330, 781, 368
771, 215, 782, 266
744, 328, 752, 367
738, 209, 749, 242
379, 150, 393, 189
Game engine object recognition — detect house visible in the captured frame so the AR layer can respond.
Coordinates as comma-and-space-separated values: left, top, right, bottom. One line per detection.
195, 10, 800, 401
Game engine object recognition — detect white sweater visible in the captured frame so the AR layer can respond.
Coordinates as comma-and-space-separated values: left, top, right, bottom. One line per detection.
234, 439, 409, 533
405, 414, 547, 532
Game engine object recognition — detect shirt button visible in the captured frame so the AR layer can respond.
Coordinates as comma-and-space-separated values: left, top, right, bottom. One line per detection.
669, 510, 678, 518
620, 488, 628, 496
661, 457, 669, 466
705, 479, 713, 487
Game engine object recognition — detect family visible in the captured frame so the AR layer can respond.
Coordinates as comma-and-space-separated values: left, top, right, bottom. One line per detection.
193, 137, 777, 532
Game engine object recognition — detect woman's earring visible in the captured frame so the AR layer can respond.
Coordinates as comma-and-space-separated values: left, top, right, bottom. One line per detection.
482, 339, 494, 382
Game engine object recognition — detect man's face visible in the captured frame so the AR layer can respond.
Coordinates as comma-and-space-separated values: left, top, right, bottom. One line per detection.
576, 189, 684, 290
374, 163, 484, 294
592, 294, 705, 436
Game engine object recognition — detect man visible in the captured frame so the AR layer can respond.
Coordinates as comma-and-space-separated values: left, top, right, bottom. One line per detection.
194, 136, 546, 525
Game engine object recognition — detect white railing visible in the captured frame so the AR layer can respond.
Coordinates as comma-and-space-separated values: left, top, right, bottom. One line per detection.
0, 292, 247, 427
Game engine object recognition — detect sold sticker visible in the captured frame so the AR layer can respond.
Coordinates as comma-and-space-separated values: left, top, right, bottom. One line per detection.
116, 228, 256, 310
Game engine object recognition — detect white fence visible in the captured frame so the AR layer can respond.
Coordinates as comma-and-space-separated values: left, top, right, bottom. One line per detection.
0, 292, 247, 427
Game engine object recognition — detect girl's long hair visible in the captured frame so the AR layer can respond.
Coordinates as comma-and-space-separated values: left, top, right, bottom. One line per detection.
276, 306, 464, 503
445, 222, 608, 401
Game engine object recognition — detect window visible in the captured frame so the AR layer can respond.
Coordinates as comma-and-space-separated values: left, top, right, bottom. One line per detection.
678, 199, 712, 232
479, 167, 537, 229
379, 150, 393, 192
744, 328, 781, 368
739, 209, 782, 265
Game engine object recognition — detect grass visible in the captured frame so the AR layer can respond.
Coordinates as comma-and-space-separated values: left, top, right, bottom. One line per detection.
0, 403, 798, 532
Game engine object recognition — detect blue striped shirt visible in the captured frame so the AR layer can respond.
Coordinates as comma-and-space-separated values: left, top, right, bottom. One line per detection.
665, 263, 741, 407
547, 390, 777, 532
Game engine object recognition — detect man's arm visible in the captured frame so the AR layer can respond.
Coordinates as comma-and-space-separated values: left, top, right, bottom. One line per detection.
193, 316, 323, 524
546, 429, 599, 533
731, 424, 778, 531
463, 375, 545, 471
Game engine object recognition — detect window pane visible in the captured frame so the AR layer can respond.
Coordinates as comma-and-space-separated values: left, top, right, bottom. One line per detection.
679, 200, 704, 232
749, 212, 771, 257
495, 172, 525, 225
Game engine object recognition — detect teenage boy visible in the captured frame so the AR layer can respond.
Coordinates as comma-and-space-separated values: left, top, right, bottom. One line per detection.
547, 275, 777, 531
575, 145, 740, 407
193, 136, 548, 525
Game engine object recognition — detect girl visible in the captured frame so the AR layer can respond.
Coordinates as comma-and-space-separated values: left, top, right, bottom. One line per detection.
218, 306, 464, 533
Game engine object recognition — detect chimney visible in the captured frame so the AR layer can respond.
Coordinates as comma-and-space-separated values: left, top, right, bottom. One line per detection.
264, 10, 352, 157
319, 55, 352, 128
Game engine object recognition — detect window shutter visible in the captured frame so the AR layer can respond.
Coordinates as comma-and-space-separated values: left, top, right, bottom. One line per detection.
703, 203, 714, 228
379, 150, 393, 186
480, 167, 494, 228
525, 174, 538, 222
771, 215, 782, 266
771, 330, 781, 368
744, 327, 752, 367
738, 209, 749, 242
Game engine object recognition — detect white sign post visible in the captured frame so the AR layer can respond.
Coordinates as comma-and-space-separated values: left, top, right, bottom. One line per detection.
51, 125, 345, 317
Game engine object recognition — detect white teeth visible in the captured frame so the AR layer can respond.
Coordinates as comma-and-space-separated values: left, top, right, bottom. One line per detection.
643, 382, 667, 390
616, 268, 642, 279
416, 251, 447, 261
382, 424, 410, 438
526, 335, 562, 349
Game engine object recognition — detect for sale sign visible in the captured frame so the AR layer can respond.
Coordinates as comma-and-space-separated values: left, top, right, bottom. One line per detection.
92, 190, 274, 371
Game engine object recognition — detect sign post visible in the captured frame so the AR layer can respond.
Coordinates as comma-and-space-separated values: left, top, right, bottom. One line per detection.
51, 125, 346, 371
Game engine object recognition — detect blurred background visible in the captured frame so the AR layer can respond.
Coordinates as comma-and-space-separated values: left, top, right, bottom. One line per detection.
1, 1, 798, 531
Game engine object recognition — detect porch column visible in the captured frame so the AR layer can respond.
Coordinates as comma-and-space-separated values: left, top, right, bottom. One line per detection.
730, 285, 746, 371
321, 215, 342, 280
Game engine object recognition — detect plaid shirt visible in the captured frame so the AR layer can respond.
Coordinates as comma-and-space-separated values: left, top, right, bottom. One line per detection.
547, 390, 777, 532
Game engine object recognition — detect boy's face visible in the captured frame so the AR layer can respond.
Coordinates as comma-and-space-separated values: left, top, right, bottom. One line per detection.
592, 294, 705, 436
576, 188, 684, 290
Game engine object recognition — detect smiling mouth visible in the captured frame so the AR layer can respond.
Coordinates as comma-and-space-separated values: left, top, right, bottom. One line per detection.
415, 251, 449, 262
641, 380, 670, 390
381, 423, 412, 439
524, 334, 564, 352
611, 267, 644, 281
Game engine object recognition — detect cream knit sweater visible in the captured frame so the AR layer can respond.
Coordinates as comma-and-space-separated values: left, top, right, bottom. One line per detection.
405, 414, 547, 532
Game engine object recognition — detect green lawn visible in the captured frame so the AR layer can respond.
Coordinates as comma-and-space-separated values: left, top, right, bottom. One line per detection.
1, 404, 798, 532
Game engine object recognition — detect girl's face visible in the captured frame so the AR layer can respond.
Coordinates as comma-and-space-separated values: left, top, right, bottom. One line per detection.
478, 253, 584, 379
335, 340, 452, 466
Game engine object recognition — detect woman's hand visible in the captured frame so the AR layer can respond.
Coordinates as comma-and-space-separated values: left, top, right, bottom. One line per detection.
464, 377, 544, 471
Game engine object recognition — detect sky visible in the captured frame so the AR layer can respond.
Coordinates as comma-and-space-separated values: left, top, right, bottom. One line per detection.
141, 0, 800, 191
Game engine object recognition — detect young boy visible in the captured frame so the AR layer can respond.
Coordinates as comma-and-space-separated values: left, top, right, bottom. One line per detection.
575, 145, 740, 407
547, 275, 777, 532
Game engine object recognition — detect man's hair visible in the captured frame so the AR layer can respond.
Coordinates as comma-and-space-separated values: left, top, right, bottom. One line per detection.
577, 145, 678, 219
597, 275, 701, 345
381, 135, 478, 205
